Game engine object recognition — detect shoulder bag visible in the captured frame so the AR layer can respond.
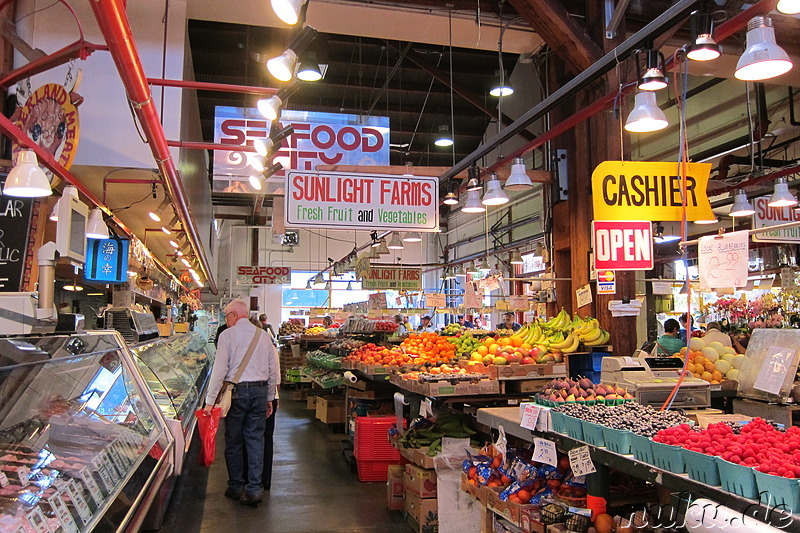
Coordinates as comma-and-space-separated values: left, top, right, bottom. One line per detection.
215, 328, 262, 417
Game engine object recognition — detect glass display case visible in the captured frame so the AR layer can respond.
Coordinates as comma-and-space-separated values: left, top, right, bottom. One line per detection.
0, 332, 174, 533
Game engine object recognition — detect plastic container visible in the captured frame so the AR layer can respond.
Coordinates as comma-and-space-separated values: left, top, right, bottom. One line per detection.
354, 416, 402, 461
601, 427, 632, 454
550, 411, 569, 435
540, 503, 567, 525
681, 449, 720, 486
581, 421, 605, 447
562, 415, 585, 440
754, 470, 800, 510
629, 433, 655, 465
650, 441, 685, 473
716, 458, 758, 499
356, 459, 399, 482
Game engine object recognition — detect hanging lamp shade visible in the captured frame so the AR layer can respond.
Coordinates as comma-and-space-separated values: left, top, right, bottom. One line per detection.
313, 272, 324, 285
403, 231, 422, 242
777, 0, 800, 14
387, 232, 404, 249
324, 280, 332, 290
257, 95, 283, 121
624, 91, 668, 133
306, 279, 313, 289
271, 0, 307, 24
489, 70, 513, 97
729, 190, 755, 217
510, 250, 524, 265
296, 52, 322, 81
445, 267, 456, 280
465, 165, 482, 191
687, 34, 721, 61
376, 239, 390, 255
443, 190, 459, 205
455, 264, 466, 277
504, 158, 533, 191
479, 257, 491, 271
434, 125, 454, 147
734, 16, 792, 81
346, 281, 353, 290
638, 50, 667, 91
467, 261, 480, 275
461, 189, 486, 213
482, 174, 509, 206
86, 208, 109, 239
3, 150, 52, 197
768, 177, 797, 207
267, 49, 298, 82
694, 217, 719, 225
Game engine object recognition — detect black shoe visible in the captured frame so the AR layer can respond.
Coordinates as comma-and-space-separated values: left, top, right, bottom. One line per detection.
224, 488, 244, 500
240, 492, 263, 506
262, 483, 271, 491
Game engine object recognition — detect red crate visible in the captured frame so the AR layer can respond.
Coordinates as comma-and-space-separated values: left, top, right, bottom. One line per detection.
357, 459, 399, 482
354, 416, 404, 461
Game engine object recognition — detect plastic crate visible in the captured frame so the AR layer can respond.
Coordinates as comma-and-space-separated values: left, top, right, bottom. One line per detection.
357, 459, 398, 482
354, 416, 402, 461
563, 415, 585, 441
754, 470, 800, 511
629, 433, 655, 465
550, 411, 569, 435
716, 458, 758, 499
601, 427, 632, 454
650, 441, 685, 473
580, 421, 605, 447
681, 449, 720, 486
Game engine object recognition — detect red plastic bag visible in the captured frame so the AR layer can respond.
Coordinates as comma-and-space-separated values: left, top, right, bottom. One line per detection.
195, 407, 221, 467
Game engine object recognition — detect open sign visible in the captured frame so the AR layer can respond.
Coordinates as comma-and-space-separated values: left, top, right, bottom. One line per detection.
236, 266, 291, 285
593, 220, 653, 271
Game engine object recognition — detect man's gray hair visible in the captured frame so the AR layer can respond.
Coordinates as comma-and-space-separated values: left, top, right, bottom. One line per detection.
225, 298, 249, 318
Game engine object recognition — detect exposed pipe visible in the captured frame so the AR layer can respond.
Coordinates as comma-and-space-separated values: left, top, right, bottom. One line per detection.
147, 77, 279, 96
89, 0, 217, 294
0, 40, 105, 89
166, 140, 256, 152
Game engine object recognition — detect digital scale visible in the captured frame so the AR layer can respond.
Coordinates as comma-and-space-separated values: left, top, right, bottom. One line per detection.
601, 356, 711, 409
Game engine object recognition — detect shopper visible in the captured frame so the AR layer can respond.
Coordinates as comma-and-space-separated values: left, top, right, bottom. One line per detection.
457, 315, 474, 328
417, 315, 436, 333
258, 314, 275, 337
656, 318, 685, 356
502, 312, 522, 332
322, 315, 333, 328
214, 322, 228, 348
204, 298, 278, 506
394, 314, 407, 334
703, 321, 732, 347
678, 312, 695, 343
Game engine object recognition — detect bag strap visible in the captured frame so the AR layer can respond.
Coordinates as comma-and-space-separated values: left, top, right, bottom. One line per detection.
231, 328, 262, 384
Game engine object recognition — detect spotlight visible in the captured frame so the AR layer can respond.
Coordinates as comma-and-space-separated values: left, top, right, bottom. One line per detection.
687, 33, 721, 61
728, 190, 755, 217
482, 174, 509, 206
466, 165, 482, 191
510, 251, 524, 265
777, 0, 800, 14
3, 150, 51, 197
434, 125, 454, 147
86, 208, 109, 239
266, 26, 318, 82
625, 91, 668, 133
403, 232, 422, 242
504, 158, 533, 191
638, 49, 668, 91
296, 51, 322, 81
271, 0, 307, 25
735, 16, 792, 81
490, 70, 513, 97
387, 232, 404, 250
768, 177, 797, 207
149, 196, 170, 222
461, 189, 486, 213
249, 175, 264, 191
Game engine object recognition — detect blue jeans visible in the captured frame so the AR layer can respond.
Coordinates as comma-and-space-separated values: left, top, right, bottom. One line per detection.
224, 383, 268, 496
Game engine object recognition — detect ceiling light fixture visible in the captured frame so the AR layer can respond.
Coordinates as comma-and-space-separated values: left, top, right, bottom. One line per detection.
262, 162, 284, 180
346, 281, 353, 290
461, 189, 486, 213
482, 174, 509, 206
271, 0, 308, 25
504, 158, 533, 191
4, 150, 52, 197
455, 264, 466, 277
63, 283, 83, 292
445, 268, 456, 281
313, 272, 324, 285
467, 262, 480, 275
376, 239, 390, 255
85, 208, 109, 239
510, 250, 524, 265
387, 232, 404, 250
465, 165, 482, 191
734, 16, 793, 81
254, 125, 295, 158
687, 33, 721, 61
694, 217, 719, 225
296, 51, 323, 81
181, 258, 191, 267
625, 91, 669, 133
266, 26, 318, 82
479, 257, 491, 271
370, 231, 380, 247
403, 231, 422, 242
148, 196, 170, 222
768, 177, 797, 207
257, 95, 283, 121
777, 0, 800, 14
169, 240, 179, 248
434, 125, 454, 147
161, 226, 172, 235
249, 174, 264, 191
729, 189, 755, 217
489, 69, 513, 97
637, 49, 668, 91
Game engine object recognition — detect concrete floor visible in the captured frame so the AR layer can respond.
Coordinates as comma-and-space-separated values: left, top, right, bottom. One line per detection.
161, 395, 411, 533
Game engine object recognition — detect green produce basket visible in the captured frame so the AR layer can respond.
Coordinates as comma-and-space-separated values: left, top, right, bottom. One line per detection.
681, 448, 720, 486
629, 433, 655, 464
754, 470, 800, 511
562, 415, 585, 441
649, 441, 685, 474
601, 427, 632, 454
716, 458, 758, 499
580, 421, 605, 447
550, 411, 569, 435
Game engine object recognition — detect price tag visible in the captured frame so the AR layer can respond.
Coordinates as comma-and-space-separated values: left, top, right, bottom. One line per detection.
509, 295, 527, 310
25, 507, 52, 533
532, 438, 557, 466
568, 446, 597, 477
419, 398, 433, 418
426, 293, 446, 308
0, 469, 8, 487
651, 281, 672, 295
65, 480, 92, 525
45, 492, 79, 533
576, 284, 592, 308
78, 467, 105, 505
520, 404, 541, 431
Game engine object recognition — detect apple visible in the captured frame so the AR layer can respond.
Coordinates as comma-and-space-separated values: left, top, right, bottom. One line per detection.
482, 355, 495, 365
517, 347, 529, 357
521, 356, 535, 364
506, 353, 522, 364
494, 356, 508, 365
529, 346, 542, 359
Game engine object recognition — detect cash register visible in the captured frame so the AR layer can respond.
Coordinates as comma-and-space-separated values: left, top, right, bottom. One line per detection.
601, 355, 711, 408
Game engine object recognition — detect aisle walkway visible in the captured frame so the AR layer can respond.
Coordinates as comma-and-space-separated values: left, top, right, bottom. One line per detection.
161, 396, 410, 533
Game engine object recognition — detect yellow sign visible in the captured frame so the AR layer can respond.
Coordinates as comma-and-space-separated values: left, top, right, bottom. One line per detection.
14, 83, 80, 171
591, 161, 713, 221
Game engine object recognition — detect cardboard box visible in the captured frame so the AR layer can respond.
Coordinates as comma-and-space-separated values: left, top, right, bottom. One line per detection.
390, 374, 500, 397
461, 362, 567, 380
306, 395, 317, 410
461, 472, 483, 501
486, 487, 538, 529
502, 379, 552, 394
387, 464, 404, 511
396, 444, 437, 469
316, 396, 345, 424
404, 492, 438, 533
404, 463, 437, 498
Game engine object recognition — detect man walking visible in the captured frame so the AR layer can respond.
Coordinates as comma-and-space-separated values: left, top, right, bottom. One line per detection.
205, 299, 277, 506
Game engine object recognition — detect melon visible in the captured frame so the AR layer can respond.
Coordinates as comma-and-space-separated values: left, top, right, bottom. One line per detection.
709, 341, 727, 357
723, 346, 737, 355
701, 347, 720, 363
721, 353, 736, 364
732, 354, 746, 370
688, 337, 706, 352
714, 359, 731, 376
726, 368, 740, 381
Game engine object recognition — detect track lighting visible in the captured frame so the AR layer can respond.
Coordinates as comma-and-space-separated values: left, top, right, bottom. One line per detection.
434, 125, 454, 147
687, 33, 721, 62
403, 231, 422, 242
443, 190, 459, 205
728, 190, 755, 217
4, 150, 51, 197
262, 162, 283, 179
271, 0, 308, 25
461, 189, 486, 213
266, 26, 318, 82
482, 174, 509, 206
296, 51, 322, 81
387, 232, 404, 250
257, 95, 283, 121
777, 0, 800, 14
625, 91, 668, 133
504, 158, 533, 191
249, 154, 266, 172
254, 125, 295, 159
161, 226, 172, 235
181, 258, 191, 267
637, 49, 668, 91
86, 208, 109, 239
465, 165, 482, 192
735, 16, 792, 81
489, 70, 513, 97
768, 177, 797, 208
148, 196, 170, 222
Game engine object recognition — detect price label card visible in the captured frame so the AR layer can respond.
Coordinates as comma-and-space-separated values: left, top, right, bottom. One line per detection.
25, 507, 52, 533
78, 467, 104, 505
532, 438, 557, 466
509, 295, 527, 310
45, 493, 78, 533
419, 398, 433, 418
651, 281, 672, 295
426, 293, 446, 308
495, 300, 510, 310
66, 480, 93, 525
576, 284, 592, 308
0, 469, 8, 487
520, 404, 541, 431
568, 446, 597, 477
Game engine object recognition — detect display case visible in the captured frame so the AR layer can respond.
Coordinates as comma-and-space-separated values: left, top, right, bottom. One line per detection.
0, 332, 174, 533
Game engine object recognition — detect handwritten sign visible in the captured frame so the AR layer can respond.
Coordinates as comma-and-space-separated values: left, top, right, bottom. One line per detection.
520, 404, 541, 431
698, 231, 748, 290
495, 299, 510, 311
532, 438, 557, 467
0, 197, 33, 290
568, 446, 597, 477
509, 295, 527, 310
576, 285, 592, 308
651, 281, 672, 295
426, 293, 446, 308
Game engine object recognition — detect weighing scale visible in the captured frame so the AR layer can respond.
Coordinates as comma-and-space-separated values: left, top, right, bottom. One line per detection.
601, 356, 711, 408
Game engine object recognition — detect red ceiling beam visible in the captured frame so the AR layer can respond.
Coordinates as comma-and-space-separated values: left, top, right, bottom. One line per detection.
89, 0, 217, 294
166, 140, 256, 152
148, 77, 279, 96
0, 40, 106, 89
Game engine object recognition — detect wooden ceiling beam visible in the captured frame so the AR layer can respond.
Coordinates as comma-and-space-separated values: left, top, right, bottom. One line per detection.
508, 0, 603, 75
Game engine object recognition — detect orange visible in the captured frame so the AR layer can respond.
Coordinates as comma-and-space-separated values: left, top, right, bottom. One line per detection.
511, 337, 523, 348
483, 337, 496, 347
498, 337, 511, 347
520, 343, 532, 350
489, 344, 500, 355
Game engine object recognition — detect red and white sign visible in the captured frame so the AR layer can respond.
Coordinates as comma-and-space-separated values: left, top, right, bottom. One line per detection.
593, 220, 653, 271
285, 171, 439, 231
752, 196, 800, 243
235, 266, 291, 285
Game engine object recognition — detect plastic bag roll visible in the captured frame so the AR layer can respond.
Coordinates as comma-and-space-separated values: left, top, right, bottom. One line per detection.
394, 392, 408, 434
343, 371, 358, 383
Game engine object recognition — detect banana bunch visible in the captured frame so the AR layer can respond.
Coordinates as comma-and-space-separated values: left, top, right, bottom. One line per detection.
548, 332, 580, 353
573, 318, 610, 346
542, 308, 571, 331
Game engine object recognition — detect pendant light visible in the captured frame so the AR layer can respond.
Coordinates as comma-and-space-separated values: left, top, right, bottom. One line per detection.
306, 279, 313, 289
313, 272, 325, 285
768, 177, 797, 207
482, 174, 509, 206
509, 250, 524, 265
687, 33, 721, 61
257, 95, 282, 121
638, 49, 668, 91
728, 190, 755, 217
181, 258, 192, 267
346, 281, 353, 290
777, 0, 800, 14
86, 208, 109, 239
467, 261, 480, 275
504, 158, 533, 191
694, 217, 719, 225
479, 257, 491, 271
149, 196, 170, 222
489, 70, 513, 97
296, 52, 322, 82
625, 91, 668, 133
376, 239, 390, 255
271, 0, 307, 25
734, 16, 792, 81
653, 222, 681, 243
434, 125, 454, 147
455, 264, 466, 277
387, 232, 404, 250
443, 184, 459, 205
4, 150, 52, 197
324, 280, 332, 290
461, 189, 486, 213
403, 231, 422, 242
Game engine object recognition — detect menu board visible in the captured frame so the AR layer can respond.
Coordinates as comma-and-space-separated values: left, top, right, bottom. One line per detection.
0, 197, 33, 291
